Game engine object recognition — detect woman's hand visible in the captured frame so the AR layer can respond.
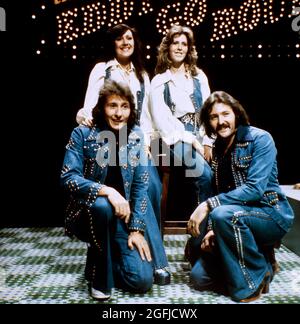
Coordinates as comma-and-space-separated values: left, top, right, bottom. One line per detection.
81, 117, 93, 127
187, 202, 210, 237
144, 145, 152, 159
201, 230, 215, 253
192, 139, 204, 156
98, 186, 131, 223
204, 145, 212, 163
128, 231, 152, 262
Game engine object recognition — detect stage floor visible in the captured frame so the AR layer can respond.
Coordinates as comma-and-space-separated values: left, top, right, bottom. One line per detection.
0, 227, 300, 304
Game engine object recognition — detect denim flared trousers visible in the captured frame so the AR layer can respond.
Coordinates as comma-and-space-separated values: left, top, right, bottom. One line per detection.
147, 159, 162, 229
190, 204, 286, 301
81, 196, 168, 293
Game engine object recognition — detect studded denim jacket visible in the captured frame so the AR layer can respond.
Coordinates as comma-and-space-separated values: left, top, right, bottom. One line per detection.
207, 125, 294, 233
61, 125, 149, 235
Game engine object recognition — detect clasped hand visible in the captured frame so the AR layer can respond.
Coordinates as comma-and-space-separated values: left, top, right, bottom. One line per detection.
201, 230, 215, 253
99, 186, 131, 223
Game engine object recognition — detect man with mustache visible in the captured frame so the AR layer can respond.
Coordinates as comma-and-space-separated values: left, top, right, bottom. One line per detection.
186, 91, 294, 303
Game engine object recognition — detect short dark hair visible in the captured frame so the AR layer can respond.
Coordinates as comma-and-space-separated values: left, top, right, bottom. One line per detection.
92, 80, 137, 129
200, 91, 250, 138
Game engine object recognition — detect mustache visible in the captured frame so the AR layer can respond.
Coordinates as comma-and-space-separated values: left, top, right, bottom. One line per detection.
216, 123, 230, 131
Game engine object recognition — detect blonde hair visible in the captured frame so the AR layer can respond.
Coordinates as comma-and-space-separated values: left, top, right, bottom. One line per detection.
155, 25, 199, 76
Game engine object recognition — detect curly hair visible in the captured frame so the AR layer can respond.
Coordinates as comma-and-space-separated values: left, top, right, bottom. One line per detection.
92, 80, 137, 130
200, 91, 250, 138
103, 24, 146, 84
155, 25, 199, 76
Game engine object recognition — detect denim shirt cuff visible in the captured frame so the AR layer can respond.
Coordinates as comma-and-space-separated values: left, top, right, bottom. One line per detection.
85, 183, 104, 208
207, 217, 213, 231
128, 219, 146, 233
207, 196, 221, 210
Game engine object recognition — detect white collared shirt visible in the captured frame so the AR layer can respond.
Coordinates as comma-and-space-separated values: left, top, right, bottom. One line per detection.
76, 59, 154, 145
150, 68, 211, 146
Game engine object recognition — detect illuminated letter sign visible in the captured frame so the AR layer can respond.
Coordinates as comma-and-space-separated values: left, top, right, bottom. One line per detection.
54, 0, 296, 44
0, 7, 6, 31
291, 7, 300, 33
211, 0, 288, 42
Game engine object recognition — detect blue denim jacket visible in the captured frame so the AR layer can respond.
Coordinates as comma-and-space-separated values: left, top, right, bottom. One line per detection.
207, 125, 294, 233
61, 125, 149, 236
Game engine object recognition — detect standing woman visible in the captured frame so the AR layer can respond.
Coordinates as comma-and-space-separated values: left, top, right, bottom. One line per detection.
76, 24, 162, 230
150, 25, 213, 234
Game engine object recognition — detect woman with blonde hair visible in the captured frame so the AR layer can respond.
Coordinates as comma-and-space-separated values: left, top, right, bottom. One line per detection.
150, 25, 213, 233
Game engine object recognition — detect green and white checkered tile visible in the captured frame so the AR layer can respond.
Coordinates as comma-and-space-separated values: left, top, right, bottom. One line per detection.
0, 227, 300, 304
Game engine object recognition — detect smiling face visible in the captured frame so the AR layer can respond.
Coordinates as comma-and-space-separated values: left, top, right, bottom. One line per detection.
209, 103, 237, 140
104, 94, 131, 131
169, 33, 189, 67
114, 29, 134, 64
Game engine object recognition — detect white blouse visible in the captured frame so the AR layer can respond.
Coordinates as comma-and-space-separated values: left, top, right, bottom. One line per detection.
150, 69, 211, 146
76, 59, 154, 145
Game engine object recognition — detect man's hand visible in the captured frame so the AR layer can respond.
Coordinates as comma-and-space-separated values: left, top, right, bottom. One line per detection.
187, 202, 210, 237
201, 230, 215, 253
128, 231, 152, 262
98, 186, 131, 223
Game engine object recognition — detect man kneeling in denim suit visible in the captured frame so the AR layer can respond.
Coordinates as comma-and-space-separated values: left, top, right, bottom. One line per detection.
61, 81, 169, 301
186, 91, 294, 303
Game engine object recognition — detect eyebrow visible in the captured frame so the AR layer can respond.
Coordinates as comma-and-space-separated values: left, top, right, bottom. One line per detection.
209, 110, 231, 117
107, 101, 129, 106
173, 39, 187, 43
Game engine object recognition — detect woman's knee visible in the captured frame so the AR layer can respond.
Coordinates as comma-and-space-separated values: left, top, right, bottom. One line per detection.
148, 167, 162, 195
202, 162, 213, 182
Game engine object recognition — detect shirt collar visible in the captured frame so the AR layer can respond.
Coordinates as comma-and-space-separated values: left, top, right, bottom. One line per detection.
165, 67, 192, 83
236, 125, 253, 142
108, 58, 135, 73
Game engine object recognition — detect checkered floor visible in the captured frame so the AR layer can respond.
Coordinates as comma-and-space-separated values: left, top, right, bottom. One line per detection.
0, 227, 300, 304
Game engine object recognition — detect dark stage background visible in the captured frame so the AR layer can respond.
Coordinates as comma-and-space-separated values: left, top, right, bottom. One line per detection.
1, 1, 299, 227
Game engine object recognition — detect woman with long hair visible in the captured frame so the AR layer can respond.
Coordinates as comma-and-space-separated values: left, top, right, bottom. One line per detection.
150, 25, 213, 231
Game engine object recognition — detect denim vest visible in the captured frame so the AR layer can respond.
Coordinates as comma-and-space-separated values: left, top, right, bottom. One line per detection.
163, 77, 203, 134
105, 66, 145, 125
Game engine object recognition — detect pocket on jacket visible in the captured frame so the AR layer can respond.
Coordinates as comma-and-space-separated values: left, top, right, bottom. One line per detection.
263, 191, 279, 207
235, 155, 252, 169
